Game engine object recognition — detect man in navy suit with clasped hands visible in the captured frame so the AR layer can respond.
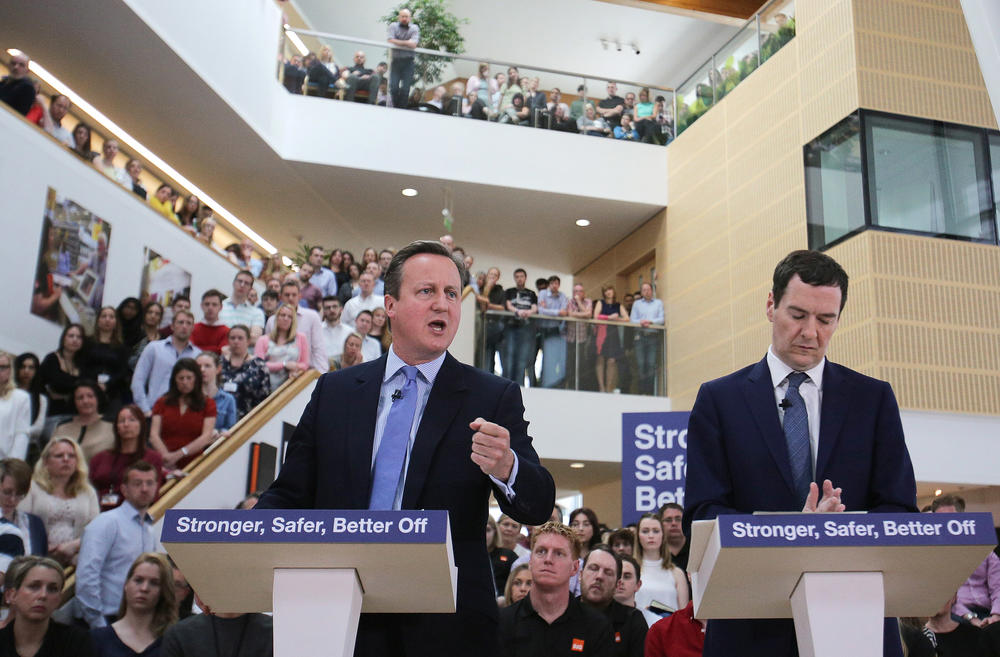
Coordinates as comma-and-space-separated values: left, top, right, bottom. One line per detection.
683, 250, 917, 657
257, 240, 555, 657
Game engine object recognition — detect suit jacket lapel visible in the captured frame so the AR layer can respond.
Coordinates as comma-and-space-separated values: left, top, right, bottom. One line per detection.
402, 353, 467, 509
816, 361, 848, 479
346, 356, 387, 508
743, 357, 798, 497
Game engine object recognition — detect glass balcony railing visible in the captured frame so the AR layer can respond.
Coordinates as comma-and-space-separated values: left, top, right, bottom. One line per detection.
474, 310, 666, 397
675, 0, 795, 136
278, 29, 675, 146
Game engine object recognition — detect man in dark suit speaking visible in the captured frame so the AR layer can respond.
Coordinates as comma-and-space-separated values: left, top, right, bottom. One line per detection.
682, 250, 917, 657
256, 240, 555, 656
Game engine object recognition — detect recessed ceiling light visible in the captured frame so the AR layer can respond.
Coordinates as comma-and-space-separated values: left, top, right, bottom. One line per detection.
401, 188, 418, 197
576, 219, 591, 227
569, 462, 585, 469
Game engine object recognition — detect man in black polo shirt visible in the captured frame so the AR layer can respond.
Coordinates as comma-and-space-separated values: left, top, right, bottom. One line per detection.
580, 546, 647, 657
498, 523, 612, 656
596, 82, 625, 129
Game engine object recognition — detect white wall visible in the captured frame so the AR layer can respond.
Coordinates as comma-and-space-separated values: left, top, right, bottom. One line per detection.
0, 108, 240, 355
902, 409, 1000, 487
960, 0, 1000, 129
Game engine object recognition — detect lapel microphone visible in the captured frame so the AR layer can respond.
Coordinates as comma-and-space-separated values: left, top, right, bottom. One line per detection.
392, 389, 403, 402
779, 398, 792, 410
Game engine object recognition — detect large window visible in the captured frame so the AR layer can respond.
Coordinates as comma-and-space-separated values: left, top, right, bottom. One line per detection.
804, 111, 999, 250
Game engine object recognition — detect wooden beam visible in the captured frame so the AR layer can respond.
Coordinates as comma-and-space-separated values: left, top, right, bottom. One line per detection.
638, 0, 763, 20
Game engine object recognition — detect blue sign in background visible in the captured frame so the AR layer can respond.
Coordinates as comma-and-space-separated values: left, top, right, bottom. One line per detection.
621, 411, 690, 525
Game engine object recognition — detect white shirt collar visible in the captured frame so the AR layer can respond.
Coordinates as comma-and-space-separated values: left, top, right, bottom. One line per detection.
766, 346, 825, 390
384, 345, 446, 386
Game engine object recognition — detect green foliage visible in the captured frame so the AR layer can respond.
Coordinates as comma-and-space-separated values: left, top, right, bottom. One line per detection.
289, 242, 315, 267
380, 0, 467, 91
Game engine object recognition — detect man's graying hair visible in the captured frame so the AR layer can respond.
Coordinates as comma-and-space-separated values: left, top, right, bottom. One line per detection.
384, 240, 467, 298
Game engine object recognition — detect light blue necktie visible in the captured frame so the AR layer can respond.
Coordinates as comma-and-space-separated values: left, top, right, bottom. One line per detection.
782, 371, 812, 506
369, 365, 419, 510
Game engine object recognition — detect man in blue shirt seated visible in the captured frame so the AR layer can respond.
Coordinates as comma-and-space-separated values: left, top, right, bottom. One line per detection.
628, 283, 664, 395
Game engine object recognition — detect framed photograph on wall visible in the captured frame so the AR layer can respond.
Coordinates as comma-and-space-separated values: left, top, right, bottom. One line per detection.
140, 247, 192, 328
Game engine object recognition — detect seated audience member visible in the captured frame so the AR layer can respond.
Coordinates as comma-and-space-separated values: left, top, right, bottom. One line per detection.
597, 82, 625, 129
502, 563, 533, 608
196, 353, 236, 433
282, 55, 306, 94
89, 405, 164, 512
149, 184, 179, 224
925, 592, 982, 655
424, 84, 447, 112
335, 333, 366, 370
319, 46, 340, 77
498, 514, 530, 559
256, 303, 309, 389
369, 307, 392, 354
127, 302, 164, 373
77, 461, 159, 629
609, 528, 634, 557
523, 77, 547, 122
70, 121, 98, 162
644, 600, 705, 657
0, 555, 95, 655
897, 617, 936, 657
580, 545, 648, 657
320, 296, 352, 366
125, 158, 147, 200
344, 50, 381, 103
932, 496, 1000, 626
341, 272, 384, 328
91, 552, 177, 656
498, 522, 613, 656
191, 289, 230, 354
550, 104, 578, 133
352, 311, 382, 362
0, 352, 31, 461
220, 326, 270, 419
577, 104, 609, 136
547, 88, 570, 119
161, 589, 272, 657
304, 51, 338, 94
633, 512, 688, 626
466, 91, 488, 120
613, 115, 639, 140
42, 94, 73, 146
297, 262, 323, 311
614, 555, 642, 609
85, 307, 129, 412
132, 310, 200, 416
51, 381, 114, 463
267, 281, 326, 372
338, 262, 362, 304
0, 459, 46, 557
169, 558, 195, 621
499, 93, 530, 125
14, 353, 48, 449
19, 437, 99, 565
659, 503, 689, 571
570, 507, 602, 563
488, 516, 518, 596
40, 323, 86, 418
149, 359, 216, 470
570, 84, 588, 120
94, 139, 130, 188
0, 51, 35, 116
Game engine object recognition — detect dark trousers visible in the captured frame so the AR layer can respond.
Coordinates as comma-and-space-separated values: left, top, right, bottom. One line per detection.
389, 57, 415, 108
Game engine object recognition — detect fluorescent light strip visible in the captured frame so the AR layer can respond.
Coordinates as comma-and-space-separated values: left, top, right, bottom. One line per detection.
20, 55, 277, 254
285, 30, 309, 56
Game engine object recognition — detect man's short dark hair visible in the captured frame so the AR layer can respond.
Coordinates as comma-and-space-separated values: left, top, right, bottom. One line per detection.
281, 279, 301, 291
384, 240, 465, 299
122, 460, 157, 483
535, 278, 548, 289
322, 295, 339, 305
659, 502, 683, 514
261, 290, 279, 302
201, 289, 225, 303
772, 250, 849, 311
583, 544, 622, 580
171, 295, 190, 308
357, 309, 373, 320
310, 246, 324, 256
235, 270, 254, 281
156, 183, 172, 193
548, 275, 561, 284
577, 84, 585, 93
620, 554, 641, 582
930, 494, 966, 512
379, 249, 394, 258
608, 527, 634, 548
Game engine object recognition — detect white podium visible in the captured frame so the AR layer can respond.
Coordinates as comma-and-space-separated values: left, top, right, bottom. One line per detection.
688, 512, 996, 657
161, 509, 457, 657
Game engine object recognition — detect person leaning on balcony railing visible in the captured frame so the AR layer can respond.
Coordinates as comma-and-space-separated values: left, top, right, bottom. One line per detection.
94, 139, 130, 190
149, 183, 180, 225
125, 158, 146, 200
70, 121, 98, 163
174, 194, 200, 235
42, 93, 73, 147
220, 325, 270, 420
0, 51, 35, 116
386, 8, 420, 108
476, 267, 506, 376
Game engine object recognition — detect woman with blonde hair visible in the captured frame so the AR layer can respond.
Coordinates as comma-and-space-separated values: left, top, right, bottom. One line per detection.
91, 552, 177, 656
501, 563, 532, 608
487, 516, 517, 596
0, 351, 31, 460
369, 307, 392, 354
0, 555, 92, 654
18, 437, 99, 565
254, 303, 309, 389
633, 511, 687, 625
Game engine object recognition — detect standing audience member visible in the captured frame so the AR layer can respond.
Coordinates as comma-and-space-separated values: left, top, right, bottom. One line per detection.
335, 333, 365, 370
497, 522, 613, 657
70, 122, 98, 162
629, 283, 664, 395
131, 311, 200, 416
159, 297, 191, 339
43, 94, 73, 146
502, 563, 533, 608
76, 461, 159, 629
609, 528, 634, 557
644, 601, 706, 657
0, 51, 35, 116
256, 304, 309, 389
338, 262, 362, 304
19, 437, 99, 566
128, 302, 164, 373
0, 459, 47, 556
116, 298, 143, 349
537, 275, 569, 388
89, 405, 164, 512
305, 246, 337, 298
91, 552, 177, 657
341, 272, 384, 328
386, 8, 420, 108
296, 263, 323, 311
614, 555, 642, 608
266, 281, 327, 372
497, 514, 530, 559
14, 353, 48, 449
328, 249, 348, 290
220, 326, 271, 420
565, 284, 594, 390
569, 507, 601, 562
597, 82, 625, 129
370, 307, 393, 354
476, 267, 506, 375
126, 159, 147, 200
149, 184, 178, 224
660, 503, 689, 571
196, 353, 237, 433
0, 556, 95, 656
352, 311, 382, 362
218, 270, 266, 344
259, 290, 279, 323
633, 512, 688, 626
488, 516, 518, 597
579, 546, 648, 657
503, 269, 538, 384
190, 290, 229, 354
593, 287, 627, 393
149, 360, 216, 470
160, 590, 273, 657
85, 307, 129, 413
320, 297, 352, 367
0, 352, 31, 460
51, 381, 114, 463
174, 195, 200, 233
94, 140, 130, 189
40, 323, 86, 418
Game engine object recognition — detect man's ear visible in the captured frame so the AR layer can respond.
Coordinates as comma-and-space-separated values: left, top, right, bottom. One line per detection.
766, 291, 776, 323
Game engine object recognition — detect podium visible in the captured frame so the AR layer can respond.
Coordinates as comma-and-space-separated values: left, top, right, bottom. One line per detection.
688, 512, 996, 657
161, 509, 457, 657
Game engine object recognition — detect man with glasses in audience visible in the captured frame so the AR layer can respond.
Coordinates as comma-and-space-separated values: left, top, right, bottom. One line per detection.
659, 503, 688, 571
0, 52, 34, 116
220, 270, 266, 344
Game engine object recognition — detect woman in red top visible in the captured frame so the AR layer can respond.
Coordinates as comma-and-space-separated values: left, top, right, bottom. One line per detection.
149, 359, 215, 470
88, 404, 164, 510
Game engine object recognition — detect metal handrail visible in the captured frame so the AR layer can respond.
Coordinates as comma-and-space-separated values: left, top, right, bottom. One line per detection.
483, 308, 665, 329
285, 26, 674, 93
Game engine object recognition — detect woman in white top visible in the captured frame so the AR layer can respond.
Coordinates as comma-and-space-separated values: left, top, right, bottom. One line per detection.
0, 352, 31, 460
18, 437, 99, 565
633, 511, 688, 625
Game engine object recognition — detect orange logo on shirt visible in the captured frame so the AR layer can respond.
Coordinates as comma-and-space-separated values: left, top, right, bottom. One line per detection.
499, 555, 508, 562
571, 638, 585, 652
614, 632, 621, 643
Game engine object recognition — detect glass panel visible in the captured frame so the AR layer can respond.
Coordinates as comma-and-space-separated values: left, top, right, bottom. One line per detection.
867, 115, 995, 242
759, 0, 796, 64
804, 113, 866, 249
713, 20, 760, 102
989, 134, 1000, 236
675, 60, 714, 136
